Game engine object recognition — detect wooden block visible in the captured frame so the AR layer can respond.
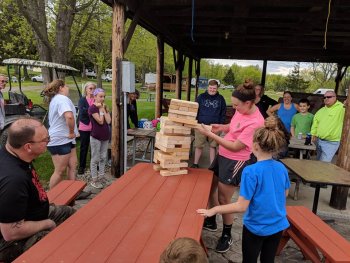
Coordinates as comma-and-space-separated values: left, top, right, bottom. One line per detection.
156, 133, 192, 144
169, 104, 180, 110
155, 142, 190, 153
154, 150, 190, 162
170, 99, 198, 109
168, 114, 198, 125
160, 169, 188, 176
169, 108, 197, 117
153, 164, 162, 171
159, 161, 188, 169
160, 116, 182, 127
160, 126, 191, 136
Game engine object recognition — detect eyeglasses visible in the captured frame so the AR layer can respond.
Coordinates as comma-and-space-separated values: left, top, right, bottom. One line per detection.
28, 136, 50, 144
324, 96, 335, 99
88, 87, 96, 90
0, 80, 8, 84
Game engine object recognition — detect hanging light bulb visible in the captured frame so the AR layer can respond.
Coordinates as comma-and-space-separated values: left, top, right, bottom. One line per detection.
224, 32, 229, 40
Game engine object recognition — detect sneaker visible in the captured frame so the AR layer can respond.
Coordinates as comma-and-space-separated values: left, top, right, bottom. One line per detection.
215, 235, 233, 253
90, 181, 103, 189
203, 218, 217, 232
78, 167, 85, 175
191, 164, 199, 168
98, 177, 111, 187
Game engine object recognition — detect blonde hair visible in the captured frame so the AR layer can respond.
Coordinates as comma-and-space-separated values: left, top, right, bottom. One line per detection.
43, 79, 65, 102
159, 237, 208, 263
83, 82, 96, 96
253, 116, 287, 154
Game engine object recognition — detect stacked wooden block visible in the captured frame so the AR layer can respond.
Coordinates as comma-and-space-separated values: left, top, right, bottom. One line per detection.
153, 99, 199, 176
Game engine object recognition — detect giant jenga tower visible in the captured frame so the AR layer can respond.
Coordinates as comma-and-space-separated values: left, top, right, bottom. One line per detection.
153, 99, 199, 176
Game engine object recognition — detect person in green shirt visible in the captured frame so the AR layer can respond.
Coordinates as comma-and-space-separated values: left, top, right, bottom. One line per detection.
291, 98, 314, 137
310, 91, 345, 162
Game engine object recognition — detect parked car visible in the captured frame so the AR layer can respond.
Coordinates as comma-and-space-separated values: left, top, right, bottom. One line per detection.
31, 74, 43, 82
85, 69, 96, 78
102, 74, 112, 82
313, 88, 332, 95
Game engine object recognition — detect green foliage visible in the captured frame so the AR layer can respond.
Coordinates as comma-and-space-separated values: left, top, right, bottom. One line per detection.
0, 0, 37, 59
284, 63, 309, 92
223, 68, 235, 85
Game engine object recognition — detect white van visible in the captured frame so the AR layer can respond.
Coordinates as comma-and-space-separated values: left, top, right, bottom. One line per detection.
313, 88, 332, 95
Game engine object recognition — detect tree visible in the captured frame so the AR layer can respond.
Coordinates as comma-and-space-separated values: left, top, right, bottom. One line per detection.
284, 63, 309, 92
14, 0, 101, 82
223, 68, 235, 85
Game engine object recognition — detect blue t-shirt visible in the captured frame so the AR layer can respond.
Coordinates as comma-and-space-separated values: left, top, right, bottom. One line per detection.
277, 103, 297, 132
240, 159, 290, 236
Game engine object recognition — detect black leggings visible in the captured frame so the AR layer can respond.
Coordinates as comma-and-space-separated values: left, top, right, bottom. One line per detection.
242, 225, 283, 263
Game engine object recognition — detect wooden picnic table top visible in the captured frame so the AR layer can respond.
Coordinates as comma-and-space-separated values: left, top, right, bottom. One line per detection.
288, 137, 316, 151
281, 158, 350, 186
14, 163, 213, 263
127, 128, 156, 137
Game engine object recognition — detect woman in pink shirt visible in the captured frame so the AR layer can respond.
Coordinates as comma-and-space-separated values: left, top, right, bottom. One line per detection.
77, 82, 96, 175
196, 79, 265, 253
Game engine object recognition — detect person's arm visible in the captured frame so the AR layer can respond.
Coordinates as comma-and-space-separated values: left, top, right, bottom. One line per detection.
266, 103, 280, 117
0, 219, 56, 241
310, 113, 319, 142
197, 196, 250, 217
290, 116, 296, 137
103, 105, 111, 125
211, 123, 230, 133
64, 111, 76, 139
196, 124, 246, 152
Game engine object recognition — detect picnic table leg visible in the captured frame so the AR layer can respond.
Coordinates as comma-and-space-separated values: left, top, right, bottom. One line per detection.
312, 185, 321, 214
293, 179, 300, 201
150, 137, 155, 163
142, 138, 152, 161
132, 137, 136, 165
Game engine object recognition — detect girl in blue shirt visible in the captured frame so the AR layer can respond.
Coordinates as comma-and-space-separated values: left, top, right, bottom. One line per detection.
197, 116, 290, 262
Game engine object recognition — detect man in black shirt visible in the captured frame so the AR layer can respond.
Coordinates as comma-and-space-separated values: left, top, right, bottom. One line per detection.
0, 118, 75, 262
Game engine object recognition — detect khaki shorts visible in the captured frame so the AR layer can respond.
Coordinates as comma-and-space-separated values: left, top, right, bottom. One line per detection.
194, 129, 218, 148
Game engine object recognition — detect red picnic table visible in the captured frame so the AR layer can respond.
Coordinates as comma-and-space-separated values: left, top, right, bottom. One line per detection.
14, 163, 213, 263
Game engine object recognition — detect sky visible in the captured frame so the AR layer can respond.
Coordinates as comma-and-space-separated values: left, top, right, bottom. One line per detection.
208, 59, 309, 76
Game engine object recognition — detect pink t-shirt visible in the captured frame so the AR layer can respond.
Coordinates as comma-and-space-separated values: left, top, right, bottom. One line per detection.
219, 107, 264, 161
78, 98, 94, 131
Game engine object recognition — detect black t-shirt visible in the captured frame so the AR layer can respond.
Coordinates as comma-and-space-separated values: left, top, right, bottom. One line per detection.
256, 95, 278, 119
0, 147, 49, 225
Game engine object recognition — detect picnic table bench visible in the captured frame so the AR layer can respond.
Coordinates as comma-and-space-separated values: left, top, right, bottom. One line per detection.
14, 163, 213, 263
277, 206, 350, 263
47, 180, 86, 206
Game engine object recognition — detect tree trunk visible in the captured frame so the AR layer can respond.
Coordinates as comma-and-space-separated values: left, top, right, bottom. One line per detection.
330, 92, 350, 209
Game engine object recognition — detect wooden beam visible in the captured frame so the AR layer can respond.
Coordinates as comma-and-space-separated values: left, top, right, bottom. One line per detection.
123, 9, 140, 53
186, 57, 193, 101
175, 51, 183, 99
111, 2, 124, 177
194, 59, 200, 100
261, 60, 267, 86
156, 36, 164, 117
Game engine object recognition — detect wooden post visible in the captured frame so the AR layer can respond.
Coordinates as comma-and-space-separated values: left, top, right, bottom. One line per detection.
330, 87, 350, 209
156, 36, 164, 117
111, 3, 124, 177
194, 59, 200, 100
186, 57, 193, 101
175, 51, 183, 100
261, 60, 267, 86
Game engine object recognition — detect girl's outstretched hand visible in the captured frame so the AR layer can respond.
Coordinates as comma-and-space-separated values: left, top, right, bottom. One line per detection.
196, 208, 215, 217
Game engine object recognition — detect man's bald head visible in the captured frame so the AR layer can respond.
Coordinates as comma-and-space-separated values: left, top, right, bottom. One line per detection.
7, 118, 44, 149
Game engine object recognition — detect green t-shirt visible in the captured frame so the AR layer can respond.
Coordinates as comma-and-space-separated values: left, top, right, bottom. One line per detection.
291, 112, 314, 136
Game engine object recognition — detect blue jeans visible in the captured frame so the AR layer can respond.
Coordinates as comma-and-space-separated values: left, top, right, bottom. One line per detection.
316, 139, 340, 162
